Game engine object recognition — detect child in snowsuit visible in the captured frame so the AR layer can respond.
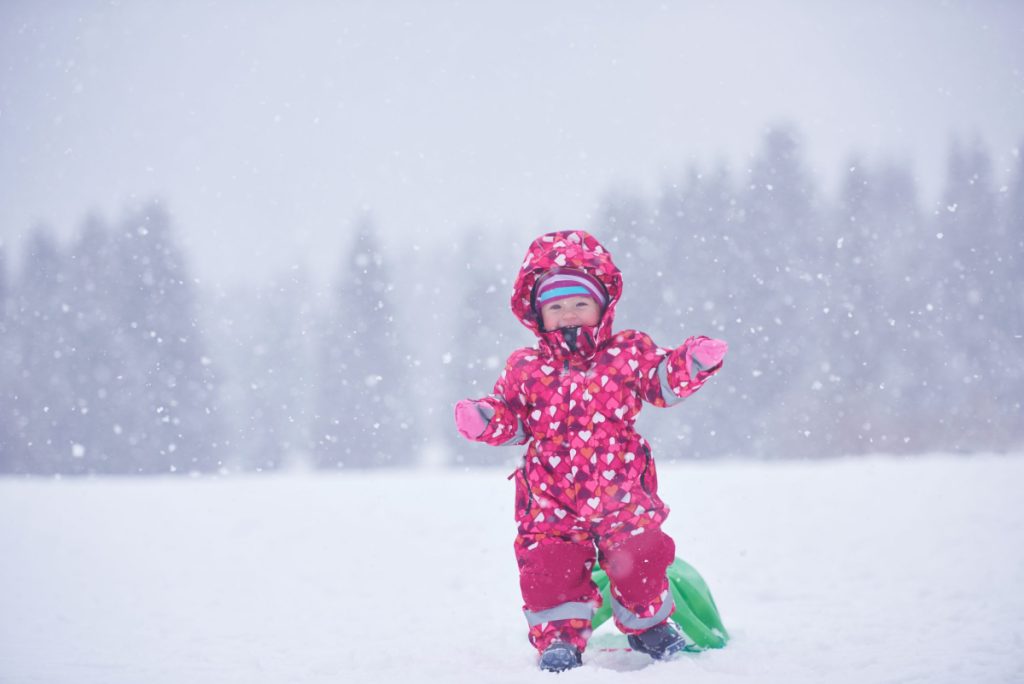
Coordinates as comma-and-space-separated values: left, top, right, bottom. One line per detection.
454, 230, 727, 672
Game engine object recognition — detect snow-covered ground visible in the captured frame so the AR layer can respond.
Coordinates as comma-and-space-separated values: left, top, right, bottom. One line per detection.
2, 454, 1023, 684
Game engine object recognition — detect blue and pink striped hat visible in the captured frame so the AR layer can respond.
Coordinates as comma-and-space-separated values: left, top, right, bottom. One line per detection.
534, 268, 608, 311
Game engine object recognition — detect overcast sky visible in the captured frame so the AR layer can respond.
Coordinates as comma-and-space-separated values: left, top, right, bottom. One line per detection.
2, 1, 1022, 286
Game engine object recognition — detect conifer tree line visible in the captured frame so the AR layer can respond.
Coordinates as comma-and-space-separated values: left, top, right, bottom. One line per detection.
1, 127, 1022, 474
0, 205, 222, 474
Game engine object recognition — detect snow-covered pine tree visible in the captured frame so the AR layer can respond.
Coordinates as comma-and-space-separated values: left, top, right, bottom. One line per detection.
109, 202, 223, 474
738, 126, 825, 458
5, 226, 76, 474
446, 226, 518, 465
61, 214, 124, 473
1004, 146, 1024, 332
653, 164, 744, 459
0, 242, 13, 469
1004, 145, 1024, 340
996, 143, 1024, 447
933, 138, 1008, 449
314, 216, 416, 468
232, 269, 317, 471
826, 159, 927, 453
0, 242, 6, 318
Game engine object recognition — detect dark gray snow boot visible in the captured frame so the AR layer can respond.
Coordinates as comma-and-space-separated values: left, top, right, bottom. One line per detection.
626, 621, 687, 660
538, 641, 582, 672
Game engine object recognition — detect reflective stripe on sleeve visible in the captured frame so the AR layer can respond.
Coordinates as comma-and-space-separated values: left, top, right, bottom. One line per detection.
501, 414, 529, 445
657, 357, 686, 406
480, 399, 529, 446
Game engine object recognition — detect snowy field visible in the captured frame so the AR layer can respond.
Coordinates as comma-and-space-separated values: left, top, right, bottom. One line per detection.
2, 455, 1023, 684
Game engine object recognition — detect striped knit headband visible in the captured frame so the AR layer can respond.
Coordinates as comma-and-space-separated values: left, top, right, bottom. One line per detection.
534, 268, 608, 310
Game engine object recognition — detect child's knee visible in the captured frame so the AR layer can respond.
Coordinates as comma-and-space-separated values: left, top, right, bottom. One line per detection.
601, 528, 675, 585
517, 539, 596, 606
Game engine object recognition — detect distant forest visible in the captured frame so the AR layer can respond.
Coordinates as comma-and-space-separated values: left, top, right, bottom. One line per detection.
2, 126, 1022, 475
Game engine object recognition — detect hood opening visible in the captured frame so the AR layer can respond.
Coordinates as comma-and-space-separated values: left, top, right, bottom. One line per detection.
511, 231, 623, 359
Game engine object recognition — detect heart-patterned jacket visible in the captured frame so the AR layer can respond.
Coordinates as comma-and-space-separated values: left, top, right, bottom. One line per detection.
470, 230, 722, 537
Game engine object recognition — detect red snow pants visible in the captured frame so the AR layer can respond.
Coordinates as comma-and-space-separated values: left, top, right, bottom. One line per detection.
515, 525, 676, 653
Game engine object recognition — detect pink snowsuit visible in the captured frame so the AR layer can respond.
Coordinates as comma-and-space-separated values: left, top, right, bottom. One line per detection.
462, 230, 723, 654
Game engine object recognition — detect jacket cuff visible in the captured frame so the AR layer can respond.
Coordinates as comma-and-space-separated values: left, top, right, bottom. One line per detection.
478, 397, 530, 446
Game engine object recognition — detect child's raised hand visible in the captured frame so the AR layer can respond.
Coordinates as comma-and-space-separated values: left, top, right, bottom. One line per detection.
454, 399, 492, 440
689, 337, 728, 373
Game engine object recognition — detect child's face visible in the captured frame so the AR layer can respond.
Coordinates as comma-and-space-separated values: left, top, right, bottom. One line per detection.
540, 296, 602, 331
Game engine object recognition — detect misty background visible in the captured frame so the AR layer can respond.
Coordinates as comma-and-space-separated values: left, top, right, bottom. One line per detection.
2, 1, 1023, 475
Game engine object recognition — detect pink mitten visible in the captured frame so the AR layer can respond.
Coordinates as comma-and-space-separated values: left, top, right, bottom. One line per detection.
688, 337, 728, 375
455, 399, 490, 440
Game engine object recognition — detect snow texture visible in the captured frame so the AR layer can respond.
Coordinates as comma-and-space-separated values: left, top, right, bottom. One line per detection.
1, 455, 1022, 683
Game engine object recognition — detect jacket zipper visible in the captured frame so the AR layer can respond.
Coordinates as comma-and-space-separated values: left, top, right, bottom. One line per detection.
640, 444, 654, 495
518, 464, 536, 515
562, 359, 571, 446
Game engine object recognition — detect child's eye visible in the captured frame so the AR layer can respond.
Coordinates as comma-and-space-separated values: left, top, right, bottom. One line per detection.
576, 301, 589, 308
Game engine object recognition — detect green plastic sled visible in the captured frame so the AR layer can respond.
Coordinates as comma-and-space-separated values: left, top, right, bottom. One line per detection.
591, 557, 729, 651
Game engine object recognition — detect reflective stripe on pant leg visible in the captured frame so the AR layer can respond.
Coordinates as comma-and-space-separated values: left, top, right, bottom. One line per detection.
610, 589, 674, 631
524, 601, 596, 627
